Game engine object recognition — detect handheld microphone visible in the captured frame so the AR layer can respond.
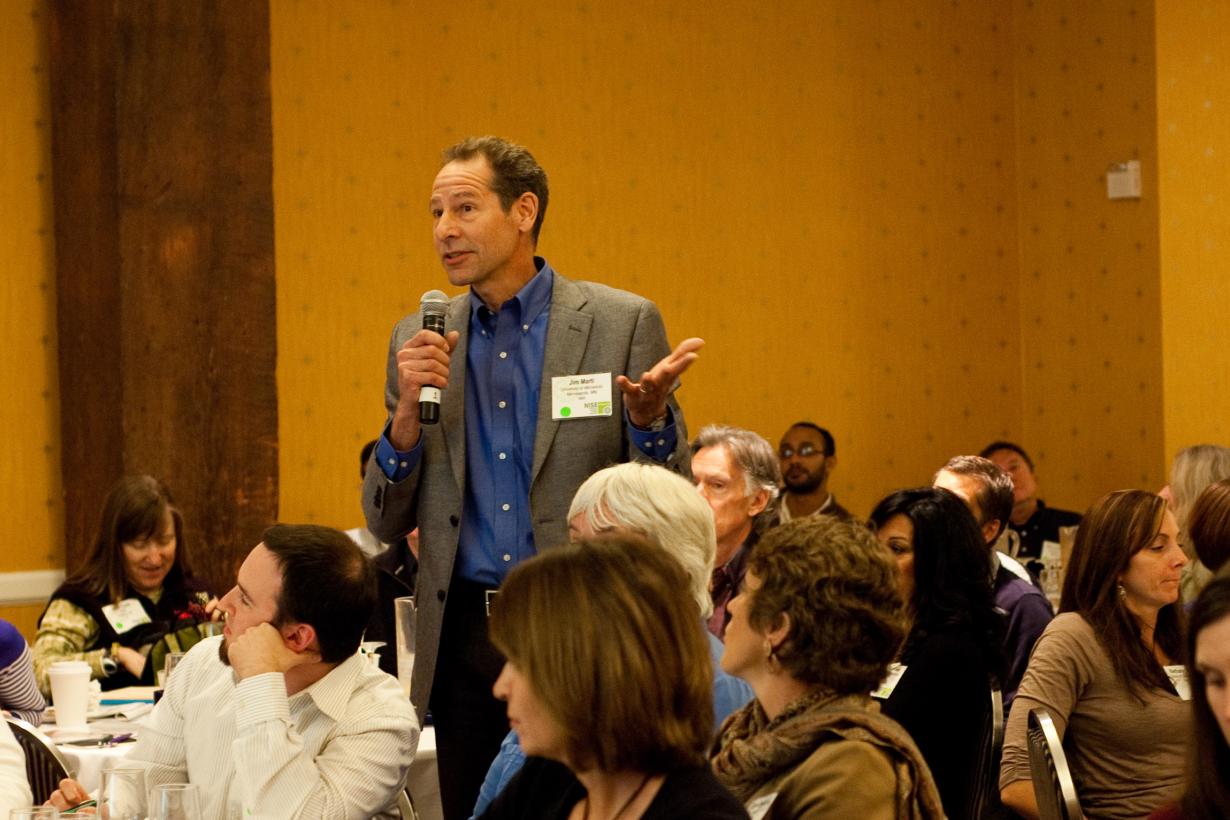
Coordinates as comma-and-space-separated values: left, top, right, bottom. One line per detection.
418, 289, 449, 425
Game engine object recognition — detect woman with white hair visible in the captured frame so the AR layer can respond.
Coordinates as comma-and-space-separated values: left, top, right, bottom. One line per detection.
470, 462, 753, 816
1162, 444, 1230, 599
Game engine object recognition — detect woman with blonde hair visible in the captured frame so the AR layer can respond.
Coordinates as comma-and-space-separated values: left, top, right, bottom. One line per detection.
471, 463, 752, 816
712, 515, 944, 819
1000, 490, 1189, 818
479, 537, 745, 819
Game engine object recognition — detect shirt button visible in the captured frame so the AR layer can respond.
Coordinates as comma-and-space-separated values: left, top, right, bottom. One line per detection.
503, 554, 512, 562
656, 439, 666, 447
502, 503, 511, 511
642, 441, 653, 450
387, 458, 396, 466
499, 351, 508, 359
498, 452, 507, 460
498, 400, 507, 409
400, 461, 408, 468
522, 324, 529, 331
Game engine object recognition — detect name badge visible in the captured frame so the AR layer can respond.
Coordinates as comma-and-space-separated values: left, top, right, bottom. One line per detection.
551, 373, 612, 420
872, 663, 907, 700
101, 598, 152, 635
1164, 664, 1192, 701
746, 793, 778, 820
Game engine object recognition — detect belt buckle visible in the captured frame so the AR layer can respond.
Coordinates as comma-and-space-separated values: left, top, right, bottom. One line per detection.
484, 589, 499, 617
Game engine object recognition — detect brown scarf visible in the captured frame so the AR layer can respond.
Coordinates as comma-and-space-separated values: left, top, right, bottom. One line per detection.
711, 689, 945, 819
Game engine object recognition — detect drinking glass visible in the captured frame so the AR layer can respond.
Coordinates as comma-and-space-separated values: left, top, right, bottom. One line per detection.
149, 783, 202, 820
8, 809, 59, 819
99, 766, 148, 820
394, 596, 416, 698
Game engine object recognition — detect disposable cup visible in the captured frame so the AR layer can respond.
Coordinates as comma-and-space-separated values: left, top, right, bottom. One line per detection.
48, 660, 91, 729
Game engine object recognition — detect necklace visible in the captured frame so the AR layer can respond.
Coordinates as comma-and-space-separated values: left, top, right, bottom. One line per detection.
582, 772, 653, 820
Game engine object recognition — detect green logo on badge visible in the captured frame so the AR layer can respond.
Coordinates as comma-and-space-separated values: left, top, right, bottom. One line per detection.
560, 406, 571, 417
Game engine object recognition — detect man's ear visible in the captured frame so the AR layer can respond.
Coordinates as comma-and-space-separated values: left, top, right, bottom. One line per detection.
280, 622, 318, 654
512, 191, 538, 235
982, 519, 1002, 546
748, 487, 771, 518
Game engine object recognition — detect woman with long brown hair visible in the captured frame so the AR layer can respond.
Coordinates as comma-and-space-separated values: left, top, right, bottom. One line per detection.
33, 475, 216, 693
1000, 489, 1189, 819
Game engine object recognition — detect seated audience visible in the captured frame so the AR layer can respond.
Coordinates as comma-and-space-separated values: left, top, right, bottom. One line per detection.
934, 456, 1053, 711
1151, 574, 1230, 820
1162, 445, 1230, 600
711, 516, 944, 819
981, 441, 1081, 565
691, 425, 780, 638
1188, 479, 1230, 576
870, 487, 1004, 819
777, 422, 854, 523
49, 524, 418, 819
1000, 490, 1188, 819
472, 463, 753, 816
34, 475, 216, 694
0, 720, 32, 815
478, 537, 746, 819
0, 618, 45, 725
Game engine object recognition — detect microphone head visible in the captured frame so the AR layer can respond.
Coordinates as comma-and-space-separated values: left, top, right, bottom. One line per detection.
420, 289, 449, 317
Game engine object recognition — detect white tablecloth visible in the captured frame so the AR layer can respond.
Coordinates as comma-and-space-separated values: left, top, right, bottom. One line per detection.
52, 717, 440, 820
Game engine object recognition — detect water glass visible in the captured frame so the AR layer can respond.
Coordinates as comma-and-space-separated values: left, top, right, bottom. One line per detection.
8, 809, 59, 819
150, 783, 202, 820
394, 595, 416, 698
99, 766, 148, 820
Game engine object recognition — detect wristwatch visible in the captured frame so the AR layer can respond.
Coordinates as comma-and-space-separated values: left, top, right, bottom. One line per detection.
101, 643, 119, 676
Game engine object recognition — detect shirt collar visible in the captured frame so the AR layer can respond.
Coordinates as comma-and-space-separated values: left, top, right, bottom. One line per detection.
468, 257, 554, 331
293, 651, 366, 722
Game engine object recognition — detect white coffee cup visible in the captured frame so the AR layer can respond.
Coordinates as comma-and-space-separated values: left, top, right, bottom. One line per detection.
48, 660, 92, 729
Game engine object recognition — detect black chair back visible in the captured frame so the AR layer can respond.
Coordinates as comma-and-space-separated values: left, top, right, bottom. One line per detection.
5, 716, 73, 805
965, 685, 1006, 818
1026, 706, 1083, 820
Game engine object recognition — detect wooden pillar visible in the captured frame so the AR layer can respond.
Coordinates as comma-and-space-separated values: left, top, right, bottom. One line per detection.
46, 0, 277, 593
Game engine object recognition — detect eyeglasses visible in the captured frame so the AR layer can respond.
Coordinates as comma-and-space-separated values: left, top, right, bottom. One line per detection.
779, 443, 828, 459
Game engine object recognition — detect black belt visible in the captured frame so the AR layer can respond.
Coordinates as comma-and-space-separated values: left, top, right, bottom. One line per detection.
451, 578, 500, 616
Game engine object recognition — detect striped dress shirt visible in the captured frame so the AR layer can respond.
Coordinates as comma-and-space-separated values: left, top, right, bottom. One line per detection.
125, 635, 418, 819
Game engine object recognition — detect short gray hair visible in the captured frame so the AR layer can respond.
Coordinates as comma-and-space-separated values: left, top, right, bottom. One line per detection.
691, 424, 781, 531
568, 463, 716, 618
1171, 444, 1230, 527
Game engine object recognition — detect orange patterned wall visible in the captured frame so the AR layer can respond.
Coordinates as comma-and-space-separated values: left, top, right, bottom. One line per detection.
1011, 0, 1166, 507
1156, 2, 1230, 461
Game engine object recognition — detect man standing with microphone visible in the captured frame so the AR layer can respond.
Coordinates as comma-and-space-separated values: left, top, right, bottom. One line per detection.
362, 136, 701, 818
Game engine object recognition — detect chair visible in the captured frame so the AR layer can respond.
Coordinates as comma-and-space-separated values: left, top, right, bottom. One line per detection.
964, 685, 1006, 819
5, 716, 73, 804
397, 786, 420, 820
1026, 707, 1083, 820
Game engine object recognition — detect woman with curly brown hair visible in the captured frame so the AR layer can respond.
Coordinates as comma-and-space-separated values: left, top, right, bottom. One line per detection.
711, 515, 944, 819
33, 475, 216, 693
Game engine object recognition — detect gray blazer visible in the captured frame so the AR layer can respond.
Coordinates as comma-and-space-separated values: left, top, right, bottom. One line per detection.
362, 273, 690, 723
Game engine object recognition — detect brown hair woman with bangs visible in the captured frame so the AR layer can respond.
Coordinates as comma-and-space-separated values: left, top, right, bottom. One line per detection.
33, 475, 216, 694
478, 537, 745, 820
1000, 490, 1189, 819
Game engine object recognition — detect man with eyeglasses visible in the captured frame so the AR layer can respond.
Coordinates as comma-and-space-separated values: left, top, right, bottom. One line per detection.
777, 421, 854, 523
